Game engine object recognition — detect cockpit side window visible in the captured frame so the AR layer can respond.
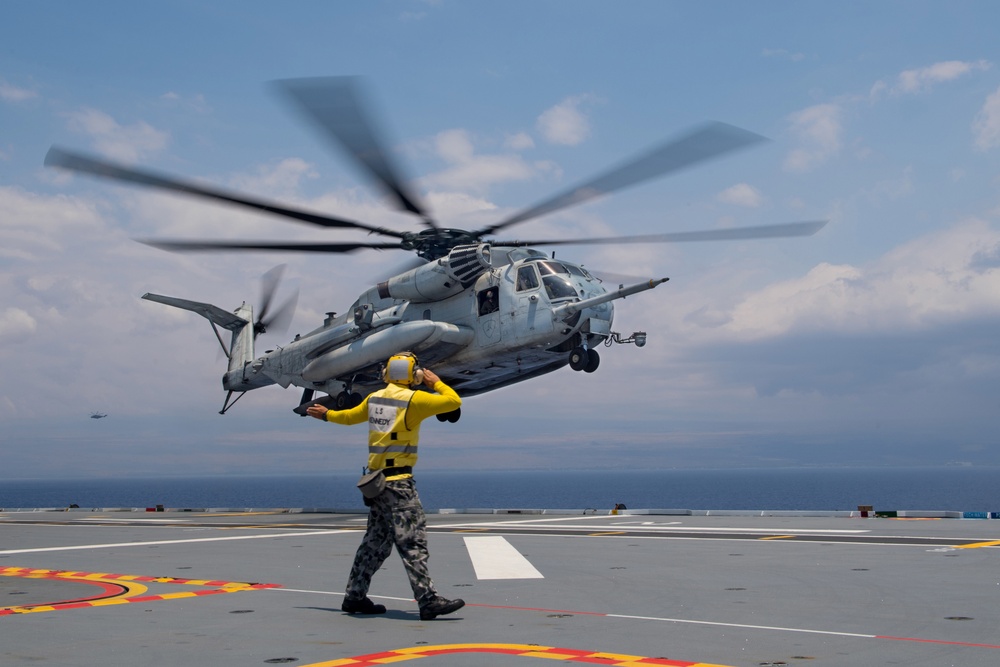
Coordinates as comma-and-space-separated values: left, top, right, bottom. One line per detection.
477, 286, 499, 315
516, 265, 539, 291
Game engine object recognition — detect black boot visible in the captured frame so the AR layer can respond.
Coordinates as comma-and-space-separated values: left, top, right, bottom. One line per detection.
419, 596, 465, 620
341, 597, 386, 615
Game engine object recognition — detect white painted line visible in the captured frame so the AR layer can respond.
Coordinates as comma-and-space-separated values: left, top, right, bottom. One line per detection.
78, 517, 190, 523
609, 613, 877, 639
0, 530, 349, 555
451, 517, 869, 534
464, 535, 543, 580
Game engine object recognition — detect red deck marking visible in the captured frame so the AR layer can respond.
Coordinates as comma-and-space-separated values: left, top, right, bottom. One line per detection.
0, 566, 281, 616
459, 601, 1000, 655
298, 644, 731, 667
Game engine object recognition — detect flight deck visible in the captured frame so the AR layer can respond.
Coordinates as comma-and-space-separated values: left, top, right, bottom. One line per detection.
3, 508, 1000, 666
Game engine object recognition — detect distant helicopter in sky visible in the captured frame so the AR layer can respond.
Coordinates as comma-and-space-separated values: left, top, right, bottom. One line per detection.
90, 412, 108, 419
46, 77, 825, 417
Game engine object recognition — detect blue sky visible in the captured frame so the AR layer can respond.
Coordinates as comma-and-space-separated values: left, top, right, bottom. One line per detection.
2, 1, 999, 478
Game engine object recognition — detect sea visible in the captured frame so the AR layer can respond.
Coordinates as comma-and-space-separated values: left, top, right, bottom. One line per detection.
2, 467, 1000, 513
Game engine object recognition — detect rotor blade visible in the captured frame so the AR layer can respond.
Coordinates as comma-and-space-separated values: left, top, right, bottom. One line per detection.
44, 147, 405, 239
137, 239, 407, 253
475, 122, 768, 237
277, 76, 436, 229
493, 220, 828, 247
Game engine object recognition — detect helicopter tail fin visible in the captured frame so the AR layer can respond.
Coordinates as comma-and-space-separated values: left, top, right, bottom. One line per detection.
141, 293, 272, 392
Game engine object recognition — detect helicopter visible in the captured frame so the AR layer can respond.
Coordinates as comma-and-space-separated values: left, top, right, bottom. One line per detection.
45, 77, 825, 419
90, 412, 108, 419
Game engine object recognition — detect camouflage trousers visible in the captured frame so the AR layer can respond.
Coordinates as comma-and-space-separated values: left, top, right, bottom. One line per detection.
345, 477, 437, 604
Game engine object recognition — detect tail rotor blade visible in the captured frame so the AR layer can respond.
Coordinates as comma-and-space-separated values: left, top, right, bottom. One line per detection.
256, 264, 286, 326
254, 265, 297, 338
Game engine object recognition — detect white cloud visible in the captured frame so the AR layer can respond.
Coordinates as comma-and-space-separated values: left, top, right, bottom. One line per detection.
0, 308, 36, 342
717, 183, 764, 208
421, 128, 535, 192
973, 86, 1000, 151
894, 60, 991, 94
0, 186, 106, 257
698, 219, 1000, 341
783, 103, 842, 172
0, 80, 37, 102
425, 191, 498, 220
536, 94, 595, 146
505, 132, 535, 150
435, 128, 475, 163
228, 157, 318, 198
65, 107, 169, 162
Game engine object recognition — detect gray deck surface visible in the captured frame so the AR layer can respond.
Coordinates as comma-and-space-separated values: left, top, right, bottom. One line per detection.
3, 509, 1000, 666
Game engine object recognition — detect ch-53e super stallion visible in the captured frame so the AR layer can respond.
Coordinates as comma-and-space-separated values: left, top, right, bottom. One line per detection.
46, 77, 825, 419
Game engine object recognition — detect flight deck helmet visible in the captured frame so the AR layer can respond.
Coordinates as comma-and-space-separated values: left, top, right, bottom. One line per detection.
382, 351, 423, 386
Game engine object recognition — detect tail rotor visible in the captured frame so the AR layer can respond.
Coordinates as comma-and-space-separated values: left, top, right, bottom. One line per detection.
254, 264, 298, 339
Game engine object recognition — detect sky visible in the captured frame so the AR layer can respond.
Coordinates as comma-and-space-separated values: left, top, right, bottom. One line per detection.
2, 1, 1000, 479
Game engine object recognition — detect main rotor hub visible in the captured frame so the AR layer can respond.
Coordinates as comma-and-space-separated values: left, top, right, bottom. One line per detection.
404, 228, 482, 260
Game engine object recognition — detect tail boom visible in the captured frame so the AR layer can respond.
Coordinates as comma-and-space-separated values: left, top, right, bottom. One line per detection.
142, 292, 276, 392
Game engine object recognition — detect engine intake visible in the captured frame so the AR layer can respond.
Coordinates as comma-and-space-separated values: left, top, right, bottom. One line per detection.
377, 244, 491, 303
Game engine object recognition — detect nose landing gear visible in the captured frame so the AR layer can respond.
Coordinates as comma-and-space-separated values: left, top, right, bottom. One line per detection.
569, 346, 600, 373
333, 390, 363, 409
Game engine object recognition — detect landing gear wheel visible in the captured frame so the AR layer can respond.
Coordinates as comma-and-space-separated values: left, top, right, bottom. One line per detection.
569, 347, 588, 371
584, 348, 600, 373
348, 392, 363, 408
437, 408, 461, 423
334, 391, 349, 410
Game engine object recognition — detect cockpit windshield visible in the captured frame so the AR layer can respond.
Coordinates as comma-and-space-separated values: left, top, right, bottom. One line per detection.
543, 275, 577, 300
535, 260, 568, 276
564, 263, 593, 280
527, 258, 593, 280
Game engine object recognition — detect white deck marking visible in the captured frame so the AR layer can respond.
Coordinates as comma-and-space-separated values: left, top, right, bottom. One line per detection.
78, 517, 190, 523
464, 536, 544, 580
451, 516, 869, 534
0, 530, 348, 555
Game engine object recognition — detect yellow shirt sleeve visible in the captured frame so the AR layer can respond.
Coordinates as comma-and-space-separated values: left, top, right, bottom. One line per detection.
324, 396, 370, 426
406, 381, 462, 424
323, 382, 460, 428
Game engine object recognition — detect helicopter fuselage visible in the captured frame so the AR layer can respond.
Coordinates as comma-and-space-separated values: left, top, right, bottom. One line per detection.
242, 245, 647, 404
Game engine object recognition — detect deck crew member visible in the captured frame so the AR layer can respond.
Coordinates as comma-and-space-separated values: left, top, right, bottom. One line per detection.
306, 351, 465, 621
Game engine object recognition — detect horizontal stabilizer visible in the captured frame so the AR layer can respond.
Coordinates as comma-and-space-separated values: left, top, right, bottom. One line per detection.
142, 293, 248, 331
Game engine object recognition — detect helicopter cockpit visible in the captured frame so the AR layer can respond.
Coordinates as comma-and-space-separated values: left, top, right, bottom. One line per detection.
495, 247, 597, 297
518, 259, 579, 301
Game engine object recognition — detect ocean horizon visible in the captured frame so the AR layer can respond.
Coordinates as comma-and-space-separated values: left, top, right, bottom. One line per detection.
3, 466, 999, 513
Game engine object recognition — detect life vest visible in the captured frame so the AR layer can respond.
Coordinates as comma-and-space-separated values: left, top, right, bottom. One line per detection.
366, 383, 419, 472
